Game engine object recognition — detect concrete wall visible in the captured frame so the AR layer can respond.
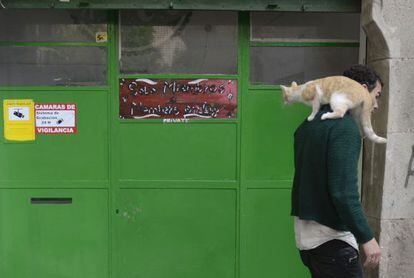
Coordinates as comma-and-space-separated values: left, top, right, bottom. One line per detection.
362, 1, 414, 277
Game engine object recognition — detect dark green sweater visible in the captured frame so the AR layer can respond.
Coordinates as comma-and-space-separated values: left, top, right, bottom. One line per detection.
291, 105, 373, 244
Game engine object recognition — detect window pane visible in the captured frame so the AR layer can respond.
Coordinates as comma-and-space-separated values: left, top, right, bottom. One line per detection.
0, 10, 107, 42
250, 47, 359, 85
251, 12, 360, 41
0, 46, 107, 86
120, 10, 237, 74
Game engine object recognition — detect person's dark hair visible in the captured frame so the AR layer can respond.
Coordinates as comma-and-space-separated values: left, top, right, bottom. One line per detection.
343, 64, 383, 92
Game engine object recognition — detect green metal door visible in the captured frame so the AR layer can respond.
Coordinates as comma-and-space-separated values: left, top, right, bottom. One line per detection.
110, 11, 310, 278
0, 9, 111, 278
111, 10, 241, 278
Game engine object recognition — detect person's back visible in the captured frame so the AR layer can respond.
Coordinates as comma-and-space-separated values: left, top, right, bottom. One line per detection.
292, 105, 372, 243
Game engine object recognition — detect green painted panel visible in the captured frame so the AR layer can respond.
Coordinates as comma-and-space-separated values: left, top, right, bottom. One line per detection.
0, 189, 109, 278
118, 123, 237, 181
114, 188, 236, 278
243, 188, 309, 278
0, 90, 108, 186
2, 0, 361, 12
242, 89, 309, 183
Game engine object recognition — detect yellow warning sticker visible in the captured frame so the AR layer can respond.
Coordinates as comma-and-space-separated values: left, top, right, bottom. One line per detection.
95, 31, 108, 43
3, 99, 35, 141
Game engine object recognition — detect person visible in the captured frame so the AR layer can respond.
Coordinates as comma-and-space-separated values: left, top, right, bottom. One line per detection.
291, 64, 383, 278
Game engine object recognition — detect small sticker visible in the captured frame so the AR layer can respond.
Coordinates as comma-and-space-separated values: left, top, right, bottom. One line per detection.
95, 32, 108, 43
163, 118, 189, 123
35, 103, 77, 134
3, 99, 35, 141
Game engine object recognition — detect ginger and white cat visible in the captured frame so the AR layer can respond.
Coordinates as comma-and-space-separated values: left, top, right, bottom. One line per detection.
280, 76, 387, 144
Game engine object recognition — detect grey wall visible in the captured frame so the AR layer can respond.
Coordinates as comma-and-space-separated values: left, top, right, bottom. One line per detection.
362, 1, 414, 277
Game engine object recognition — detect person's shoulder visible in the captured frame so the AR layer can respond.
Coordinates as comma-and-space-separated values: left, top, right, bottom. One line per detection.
330, 114, 360, 137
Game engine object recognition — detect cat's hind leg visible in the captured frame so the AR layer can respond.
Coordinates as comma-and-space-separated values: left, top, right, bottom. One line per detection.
321, 92, 350, 120
351, 105, 364, 135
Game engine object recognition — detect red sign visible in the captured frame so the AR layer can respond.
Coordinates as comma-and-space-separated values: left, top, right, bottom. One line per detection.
119, 79, 237, 119
35, 103, 77, 134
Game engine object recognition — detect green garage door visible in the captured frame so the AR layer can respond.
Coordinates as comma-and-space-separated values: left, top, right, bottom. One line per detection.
0, 8, 360, 278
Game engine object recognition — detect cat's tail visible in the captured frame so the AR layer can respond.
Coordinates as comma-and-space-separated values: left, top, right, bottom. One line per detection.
360, 99, 387, 144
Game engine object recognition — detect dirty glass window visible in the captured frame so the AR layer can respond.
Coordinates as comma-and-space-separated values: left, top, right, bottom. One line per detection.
250, 47, 359, 85
250, 12, 360, 85
0, 9, 108, 86
0, 10, 108, 42
0, 46, 107, 86
120, 11, 238, 74
251, 12, 360, 42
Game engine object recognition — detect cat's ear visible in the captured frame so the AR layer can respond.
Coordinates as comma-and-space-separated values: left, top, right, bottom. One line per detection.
280, 85, 289, 104
291, 81, 297, 87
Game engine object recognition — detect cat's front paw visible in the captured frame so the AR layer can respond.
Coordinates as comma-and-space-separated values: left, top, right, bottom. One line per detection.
321, 113, 329, 120
307, 115, 315, 121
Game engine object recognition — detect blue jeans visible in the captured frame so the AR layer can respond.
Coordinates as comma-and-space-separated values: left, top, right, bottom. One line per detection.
299, 240, 363, 278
